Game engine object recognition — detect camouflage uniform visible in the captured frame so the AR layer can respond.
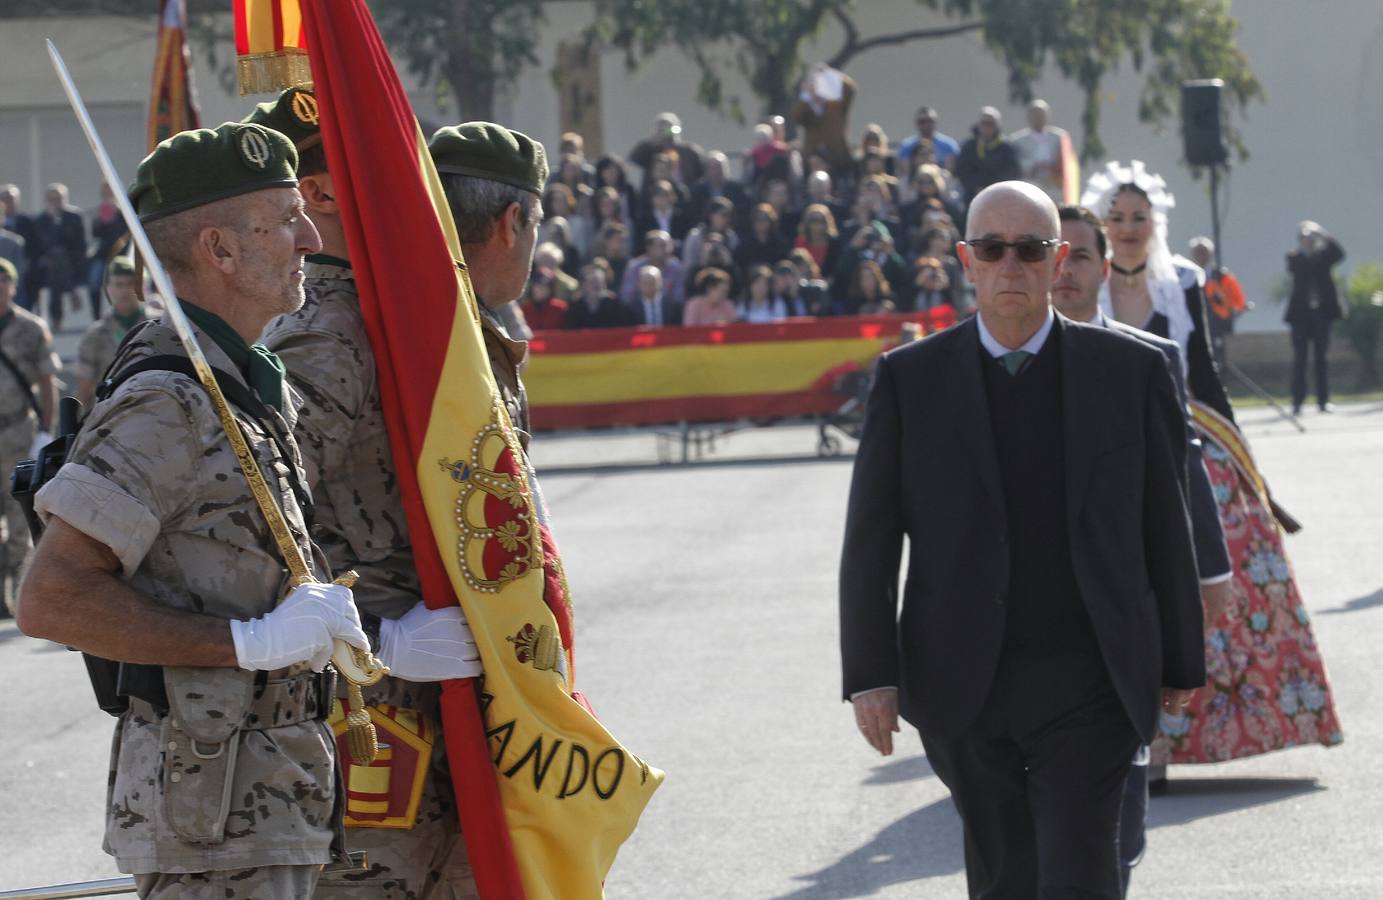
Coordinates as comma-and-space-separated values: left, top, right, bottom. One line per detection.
34, 318, 340, 898
263, 257, 478, 899
74, 306, 156, 389
0, 306, 59, 606
479, 302, 531, 451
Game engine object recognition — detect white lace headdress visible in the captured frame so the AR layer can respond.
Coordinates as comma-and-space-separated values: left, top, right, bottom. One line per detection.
1081, 160, 1193, 355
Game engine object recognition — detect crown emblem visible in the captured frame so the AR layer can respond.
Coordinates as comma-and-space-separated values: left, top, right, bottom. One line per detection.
438, 403, 540, 593
507, 622, 561, 671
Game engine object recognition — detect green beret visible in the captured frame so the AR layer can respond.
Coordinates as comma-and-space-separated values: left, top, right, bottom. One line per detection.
130, 123, 298, 223
428, 122, 548, 195
242, 87, 322, 154
107, 258, 137, 278
0, 257, 16, 282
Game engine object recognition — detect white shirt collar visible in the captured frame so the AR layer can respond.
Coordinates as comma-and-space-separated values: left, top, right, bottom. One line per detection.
976, 306, 1054, 358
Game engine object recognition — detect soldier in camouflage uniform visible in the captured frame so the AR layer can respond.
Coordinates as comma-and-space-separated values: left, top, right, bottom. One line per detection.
430, 122, 548, 447
0, 256, 59, 618
73, 257, 155, 407
251, 89, 485, 899
15, 123, 369, 899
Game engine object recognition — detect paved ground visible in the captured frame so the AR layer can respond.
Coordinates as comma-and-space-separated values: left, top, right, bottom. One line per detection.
1, 392, 1379, 897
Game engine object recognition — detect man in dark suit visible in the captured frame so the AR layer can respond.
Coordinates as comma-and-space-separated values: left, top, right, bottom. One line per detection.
625, 265, 682, 328
28, 183, 86, 332
840, 181, 1204, 899
1285, 221, 1345, 415
1053, 204, 1229, 895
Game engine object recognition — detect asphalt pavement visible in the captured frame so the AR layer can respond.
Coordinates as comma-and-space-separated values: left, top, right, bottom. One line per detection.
0, 368, 1379, 896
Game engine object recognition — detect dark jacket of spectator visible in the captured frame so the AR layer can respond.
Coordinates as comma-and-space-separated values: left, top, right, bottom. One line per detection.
956, 130, 1022, 203
1285, 235, 1346, 325
687, 177, 751, 233
625, 292, 684, 328
564, 291, 629, 329
31, 205, 86, 294
630, 138, 706, 188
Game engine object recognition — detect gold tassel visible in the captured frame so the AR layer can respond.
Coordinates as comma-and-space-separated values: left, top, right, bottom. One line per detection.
236, 48, 313, 95
330, 570, 386, 766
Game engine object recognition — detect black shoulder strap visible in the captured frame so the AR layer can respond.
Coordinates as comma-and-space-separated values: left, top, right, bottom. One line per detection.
95, 355, 314, 522
0, 344, 41, 419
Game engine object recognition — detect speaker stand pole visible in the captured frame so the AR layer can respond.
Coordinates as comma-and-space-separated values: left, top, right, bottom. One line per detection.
1207, 163, 1305, 432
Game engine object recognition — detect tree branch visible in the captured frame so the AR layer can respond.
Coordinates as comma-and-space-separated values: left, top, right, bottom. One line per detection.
827, 19, 983, 70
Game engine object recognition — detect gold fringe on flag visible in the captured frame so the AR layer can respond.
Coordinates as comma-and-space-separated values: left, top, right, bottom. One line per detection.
236, 47, 312, 95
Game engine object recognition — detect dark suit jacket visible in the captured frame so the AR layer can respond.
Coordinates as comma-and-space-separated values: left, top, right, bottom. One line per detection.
625, 294, 683, 328
1106, 317, 1231, 581
1285, 236, 1345, 325
839, 315, 1204, 743
563, 293, 630, 329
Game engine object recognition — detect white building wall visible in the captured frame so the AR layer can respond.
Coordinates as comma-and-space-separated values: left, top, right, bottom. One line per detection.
3, 1, 1379, 331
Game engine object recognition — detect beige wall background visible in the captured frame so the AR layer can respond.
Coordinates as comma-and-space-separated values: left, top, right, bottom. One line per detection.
3, 1, 1378, 332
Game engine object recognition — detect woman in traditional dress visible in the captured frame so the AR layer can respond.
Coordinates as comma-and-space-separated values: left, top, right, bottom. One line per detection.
1081, 161, 1343, 776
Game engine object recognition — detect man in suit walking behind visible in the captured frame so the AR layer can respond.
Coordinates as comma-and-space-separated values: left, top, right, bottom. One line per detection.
840, 181, 1205, 899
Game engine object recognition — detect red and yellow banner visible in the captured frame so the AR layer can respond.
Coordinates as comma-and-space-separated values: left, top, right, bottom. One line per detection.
147, 0, 201, 150
299, 2, 662, 897
233, 0, 310, 94
526, 312, 955, 429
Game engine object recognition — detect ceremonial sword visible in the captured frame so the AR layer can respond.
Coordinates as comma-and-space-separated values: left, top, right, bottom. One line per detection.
45, 40, 386, 764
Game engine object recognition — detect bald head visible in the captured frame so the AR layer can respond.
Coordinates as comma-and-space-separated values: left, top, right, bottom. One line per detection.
958, 181, 1067, 348
966, 181, 1060, 241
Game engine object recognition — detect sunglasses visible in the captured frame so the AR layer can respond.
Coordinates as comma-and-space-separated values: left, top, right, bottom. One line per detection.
964, 238, 1060, 263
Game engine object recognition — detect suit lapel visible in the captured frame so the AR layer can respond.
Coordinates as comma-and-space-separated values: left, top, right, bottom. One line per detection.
945, 318, 1005, 517
1060, 316, 1100, 520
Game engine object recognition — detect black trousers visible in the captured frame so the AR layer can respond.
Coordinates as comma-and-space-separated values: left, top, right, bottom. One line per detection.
921, 651, 1140, 900
1290, 311, 1333, 410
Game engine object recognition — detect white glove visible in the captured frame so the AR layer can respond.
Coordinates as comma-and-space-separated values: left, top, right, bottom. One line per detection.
28, 430, 51, 459
378, 602, 483, 682
230, 582, 368, 672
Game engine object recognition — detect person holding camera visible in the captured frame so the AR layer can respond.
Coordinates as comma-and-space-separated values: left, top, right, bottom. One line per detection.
1285, 220, 1345, 415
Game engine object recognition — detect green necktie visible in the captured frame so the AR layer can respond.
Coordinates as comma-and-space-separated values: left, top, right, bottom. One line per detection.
1001, 350, 1032, 376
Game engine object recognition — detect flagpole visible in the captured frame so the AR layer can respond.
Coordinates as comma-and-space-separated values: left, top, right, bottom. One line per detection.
45, 39, 387, 757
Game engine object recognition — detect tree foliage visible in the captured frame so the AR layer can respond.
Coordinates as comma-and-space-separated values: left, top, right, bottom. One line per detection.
371, 0, 546, 122
592, 0, 1262, 162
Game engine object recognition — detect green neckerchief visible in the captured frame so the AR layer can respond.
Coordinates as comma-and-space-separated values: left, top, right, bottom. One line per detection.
306, 253, 352, 269
112, 306, 145, 341
0, 309, 13, 337
179, 300, 286, 413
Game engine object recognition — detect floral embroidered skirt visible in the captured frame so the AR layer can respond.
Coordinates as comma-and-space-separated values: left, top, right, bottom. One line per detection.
1151, 433, 1344, 765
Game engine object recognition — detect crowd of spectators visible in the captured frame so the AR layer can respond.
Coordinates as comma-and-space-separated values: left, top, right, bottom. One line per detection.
521, 83, 1075, 333
0, 181, 129, 333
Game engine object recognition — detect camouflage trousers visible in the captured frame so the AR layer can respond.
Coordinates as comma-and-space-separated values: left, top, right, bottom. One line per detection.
134, 865, 319, 899
0, 442, 32, 613
315, 761, 478, 899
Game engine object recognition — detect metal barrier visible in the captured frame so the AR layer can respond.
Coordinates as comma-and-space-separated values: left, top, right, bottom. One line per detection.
0, 878, 137, 899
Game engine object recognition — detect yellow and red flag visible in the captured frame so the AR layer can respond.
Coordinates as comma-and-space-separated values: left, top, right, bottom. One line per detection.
147, 0, 201, 150
233, 0, 310, 94
296, 2, 663, 897
526, 313, 955, 429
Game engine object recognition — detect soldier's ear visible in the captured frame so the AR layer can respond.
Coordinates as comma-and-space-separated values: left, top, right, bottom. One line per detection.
499, 201, 524, 250
200, 225, 238, 274
300, 174, 338, 215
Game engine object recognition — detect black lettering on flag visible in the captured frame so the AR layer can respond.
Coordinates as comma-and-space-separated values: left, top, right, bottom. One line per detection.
593, 747, 625, 800
486, 718, 517, 767
559, 743, 590, 799
504, 735, 564, 791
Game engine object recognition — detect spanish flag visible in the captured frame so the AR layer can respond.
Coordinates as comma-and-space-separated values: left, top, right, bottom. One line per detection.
146, 0, 200, 150
297, 2, 663, 897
